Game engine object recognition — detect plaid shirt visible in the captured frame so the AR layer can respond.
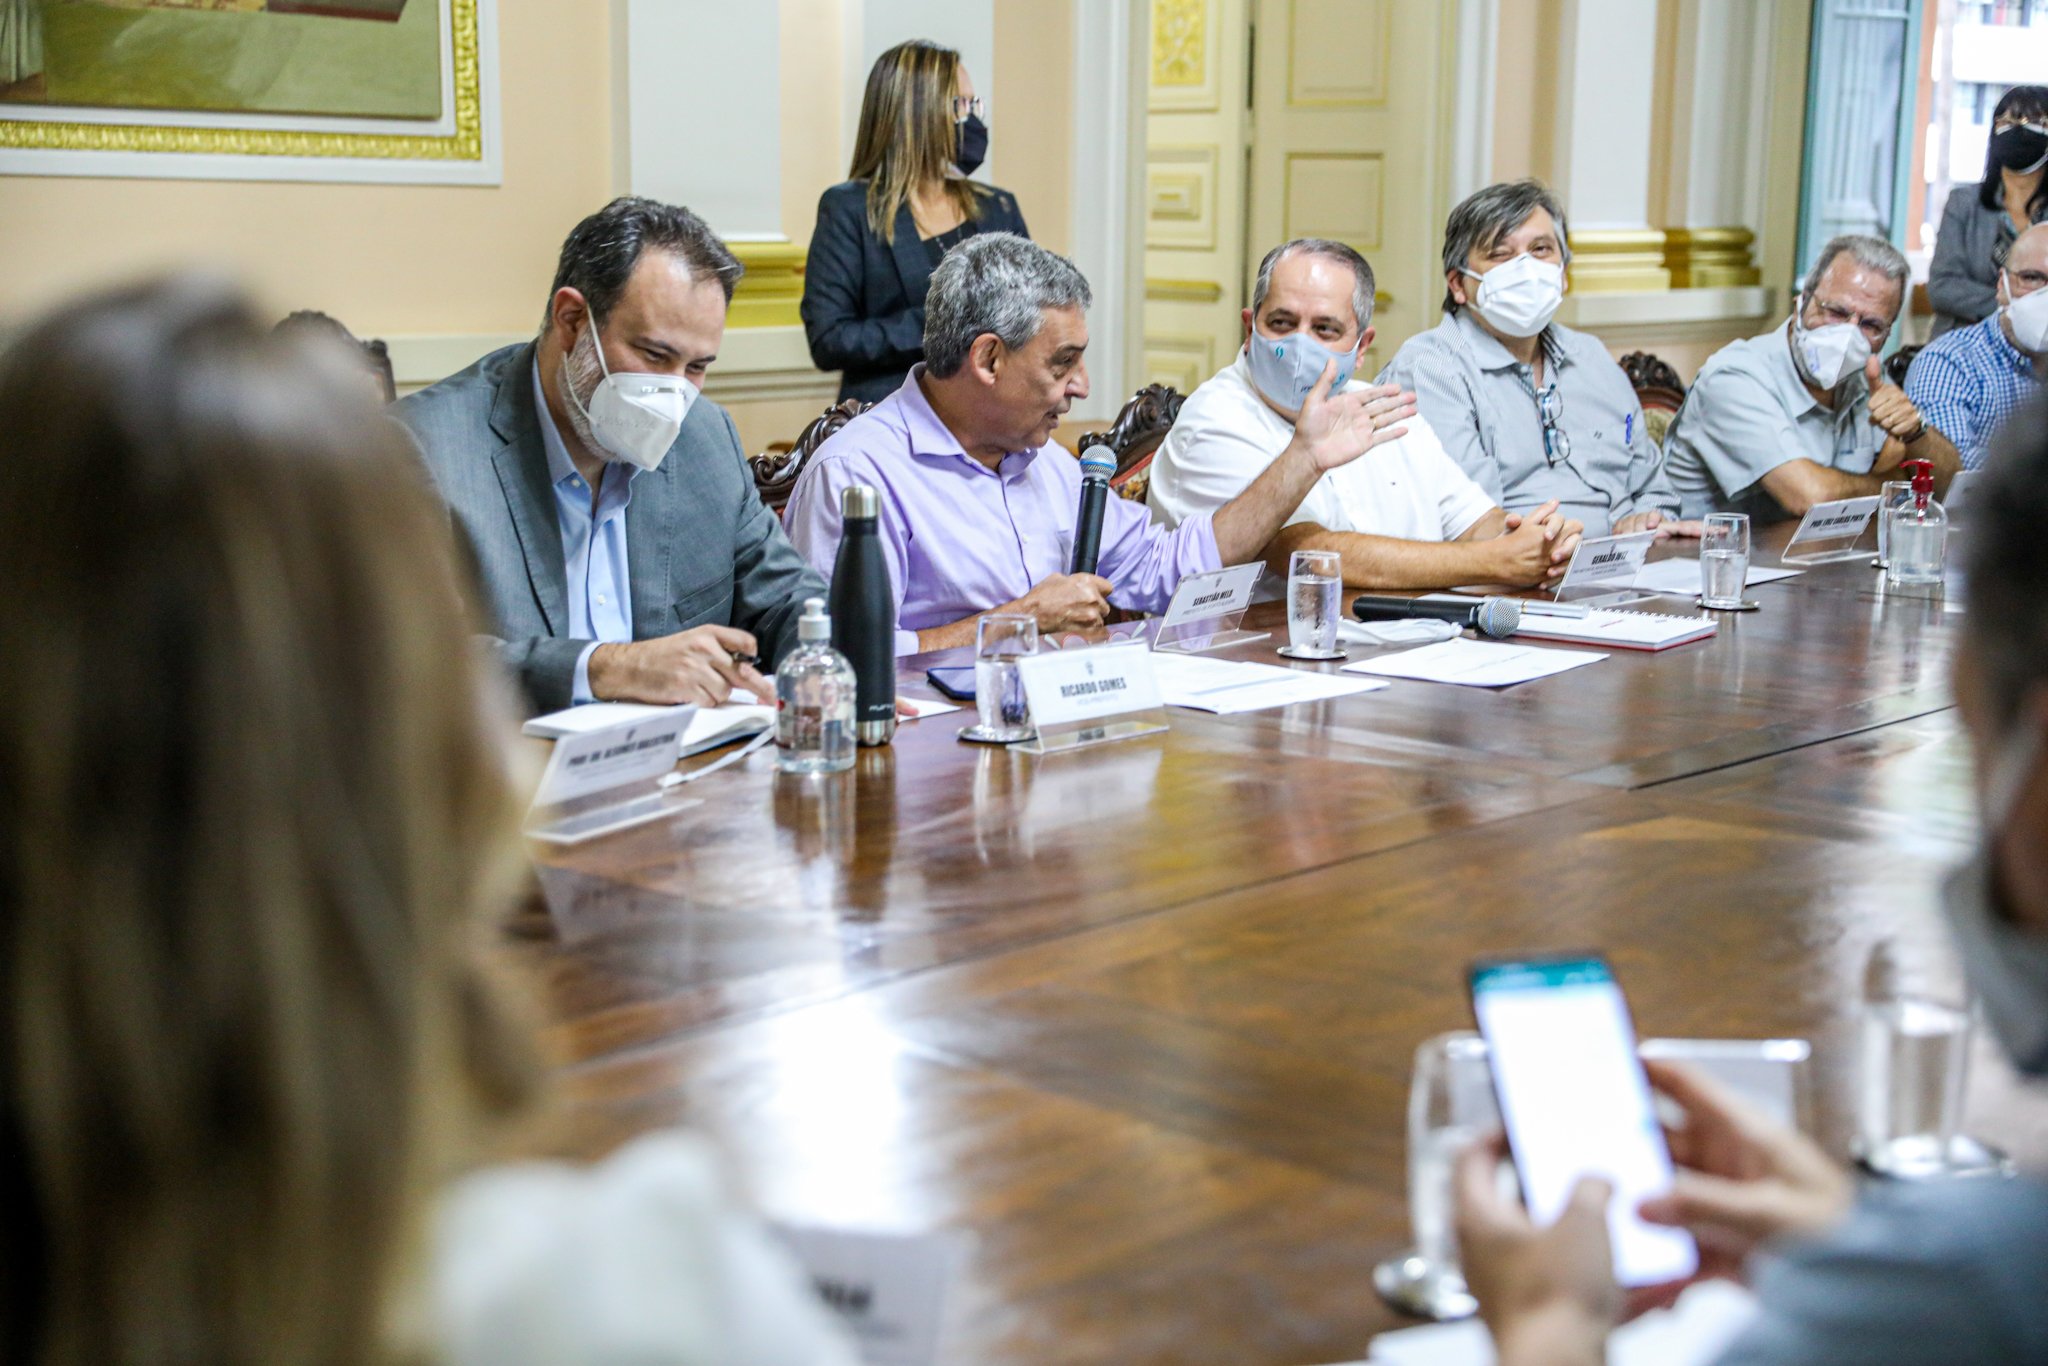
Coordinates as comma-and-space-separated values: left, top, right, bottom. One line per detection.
1903, 313, 2042, 470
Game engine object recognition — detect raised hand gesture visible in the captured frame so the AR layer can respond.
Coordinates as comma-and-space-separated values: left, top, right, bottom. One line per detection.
1292, 360, 1417, 473
1864, 355, 1926, 444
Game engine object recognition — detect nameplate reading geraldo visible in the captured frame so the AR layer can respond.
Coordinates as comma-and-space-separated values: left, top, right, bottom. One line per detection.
1558, 530, 1655, 592
1017, 640, 1164, 729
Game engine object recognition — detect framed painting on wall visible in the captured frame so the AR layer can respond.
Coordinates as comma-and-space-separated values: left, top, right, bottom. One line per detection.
0, 0, 498, 183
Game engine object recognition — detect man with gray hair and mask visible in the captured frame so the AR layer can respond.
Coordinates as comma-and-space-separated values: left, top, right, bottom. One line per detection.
783, 233, 1418, 653
1450, 395, 2048, 1366
1380, 180, 1691, 541
1148, 236, 1584, 590
397, 196, 826, 713
1665, 233, 1963, 520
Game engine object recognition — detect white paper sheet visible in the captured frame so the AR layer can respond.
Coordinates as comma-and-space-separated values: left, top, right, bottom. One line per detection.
1333, 1279, 1757, 1366
1631, 558, 1801, 596
1150, 653, 1389, 713
1341, 638, 1606, 688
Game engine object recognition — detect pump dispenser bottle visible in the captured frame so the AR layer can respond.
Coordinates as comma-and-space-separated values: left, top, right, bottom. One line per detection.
775, 598, 858, 774
1885, 458, 1947, 589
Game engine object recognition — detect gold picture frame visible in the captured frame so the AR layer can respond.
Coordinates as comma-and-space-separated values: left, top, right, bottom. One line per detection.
0, 0, 496, 182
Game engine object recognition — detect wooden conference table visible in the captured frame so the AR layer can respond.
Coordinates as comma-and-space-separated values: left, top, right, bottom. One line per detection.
519, 523, 2048, 1366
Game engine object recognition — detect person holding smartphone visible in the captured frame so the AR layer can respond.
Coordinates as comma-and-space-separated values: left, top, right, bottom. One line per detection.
1456, 396, 2048, 1364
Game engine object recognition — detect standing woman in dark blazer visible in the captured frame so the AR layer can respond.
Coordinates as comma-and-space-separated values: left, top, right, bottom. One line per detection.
1929, 84, 2048, 337
802, 40, 1030, 403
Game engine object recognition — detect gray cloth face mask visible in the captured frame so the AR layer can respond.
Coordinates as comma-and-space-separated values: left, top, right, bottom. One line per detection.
1943, 717, 2048, 1076
1244, 326, 1356, 411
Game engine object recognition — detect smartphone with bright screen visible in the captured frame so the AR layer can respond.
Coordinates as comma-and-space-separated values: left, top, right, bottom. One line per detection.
1469, 954, 1697, 1288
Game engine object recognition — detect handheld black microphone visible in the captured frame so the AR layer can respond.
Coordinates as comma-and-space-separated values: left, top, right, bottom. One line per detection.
1352, 593, 1522, 638
1071, 446, 1115, 575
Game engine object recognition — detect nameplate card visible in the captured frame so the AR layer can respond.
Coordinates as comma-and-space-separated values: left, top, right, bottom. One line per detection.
1018, 640, 1163, 729
773, 1225, 963, 1366
1554, 530, 1656, 606
1159, 562, 1264, 629
1558, 531, 1655, 591
530, 704, 695, 806
1782, 495, 1880, 564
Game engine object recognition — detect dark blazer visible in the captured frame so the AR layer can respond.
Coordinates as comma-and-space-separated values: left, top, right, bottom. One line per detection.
394, 342, 827, 714
1929, 184, 2048, 337
801, 179, 1029, 403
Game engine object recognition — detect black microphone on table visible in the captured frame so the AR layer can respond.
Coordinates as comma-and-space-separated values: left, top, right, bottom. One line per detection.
1352, 593, 1522, 638
1071, 445, 1116, 575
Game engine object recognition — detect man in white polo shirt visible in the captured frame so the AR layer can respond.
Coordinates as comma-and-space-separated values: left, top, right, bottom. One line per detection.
1148, 238, 1584, 589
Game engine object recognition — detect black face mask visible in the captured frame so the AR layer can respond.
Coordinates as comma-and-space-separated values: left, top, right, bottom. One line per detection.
1993, 123, 2048, 175
954, 113, 988, 176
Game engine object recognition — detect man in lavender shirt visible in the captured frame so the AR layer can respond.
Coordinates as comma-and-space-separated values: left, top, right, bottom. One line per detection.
784, 234, 1418, 654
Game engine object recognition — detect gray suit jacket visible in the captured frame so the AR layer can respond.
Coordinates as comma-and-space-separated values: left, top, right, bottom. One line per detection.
394, 342, 826, 713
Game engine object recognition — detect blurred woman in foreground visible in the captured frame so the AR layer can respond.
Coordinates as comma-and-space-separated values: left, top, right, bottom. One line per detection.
0, 277, 852, 1365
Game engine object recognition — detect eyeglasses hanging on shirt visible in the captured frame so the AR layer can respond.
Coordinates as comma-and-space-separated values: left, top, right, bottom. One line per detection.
1535, 381, 1572, 466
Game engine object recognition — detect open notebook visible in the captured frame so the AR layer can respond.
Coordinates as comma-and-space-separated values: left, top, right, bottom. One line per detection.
1513, 607, 1717, 651
523, 701, 775, 756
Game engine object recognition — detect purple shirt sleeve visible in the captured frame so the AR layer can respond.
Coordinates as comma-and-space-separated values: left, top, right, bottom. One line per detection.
1093, 495, 1223, 613
782, 451, 922, 656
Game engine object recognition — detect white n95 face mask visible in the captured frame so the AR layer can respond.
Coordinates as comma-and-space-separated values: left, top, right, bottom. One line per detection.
1244, 325, 1357, 411
1789, 315, 1871, 391
563, 323, 698, 472
2005, 273, 2048, 354
1463, 254, 1565, 338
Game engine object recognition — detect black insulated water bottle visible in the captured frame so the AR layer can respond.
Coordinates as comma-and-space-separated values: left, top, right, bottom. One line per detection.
829, 484, 898, 747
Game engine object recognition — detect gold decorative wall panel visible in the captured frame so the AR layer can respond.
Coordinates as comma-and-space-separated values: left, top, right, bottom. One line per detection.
1565, 230, 1672, 293
1146, 145, 1219, 250
1663, 228, 1762, 288
1144, 332, 1219, 393
1282, 152, 1382, 250
1287, 0, 1386, 107
1151, 0, 1221, 112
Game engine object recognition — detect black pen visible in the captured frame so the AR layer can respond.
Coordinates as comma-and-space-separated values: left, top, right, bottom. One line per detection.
730, 650, 761, 668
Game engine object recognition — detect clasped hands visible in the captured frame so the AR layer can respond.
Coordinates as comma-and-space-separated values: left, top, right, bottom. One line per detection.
1454, 1060, 1855, 1366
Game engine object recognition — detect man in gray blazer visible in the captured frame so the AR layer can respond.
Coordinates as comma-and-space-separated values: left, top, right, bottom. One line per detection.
397, 198, 826, 714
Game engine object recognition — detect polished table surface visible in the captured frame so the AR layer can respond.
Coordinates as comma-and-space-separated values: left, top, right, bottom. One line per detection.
517, 524, 2045, 1366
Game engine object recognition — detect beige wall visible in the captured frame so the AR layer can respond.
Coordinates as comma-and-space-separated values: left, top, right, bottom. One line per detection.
991, 0, 1072, 257
780, 0, 845, 250
0, 0, 612, 337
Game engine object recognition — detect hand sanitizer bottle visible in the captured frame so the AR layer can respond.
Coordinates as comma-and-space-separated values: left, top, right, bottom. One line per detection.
1885, 458, 1947, 589
775, 598, 857, 774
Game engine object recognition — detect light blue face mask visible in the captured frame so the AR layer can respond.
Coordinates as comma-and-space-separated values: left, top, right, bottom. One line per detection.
1244, 326, 1356, 411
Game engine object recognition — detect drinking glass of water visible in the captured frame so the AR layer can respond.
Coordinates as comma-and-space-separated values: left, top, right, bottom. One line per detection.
968, 613, 1037, 743
1873, 479, 1912, 569
1699, 513, 1751, 610
1282, 548, 1345, 659
1373, 1031, 1498, 1321
1856, 996, 2011, 1180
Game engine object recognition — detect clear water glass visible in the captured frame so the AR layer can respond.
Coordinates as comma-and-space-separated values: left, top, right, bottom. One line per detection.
1699, 513, 1751, 609
1874, 480, 1912, 568
1857, 996, 1975, 1178
1287, 548, 1343, 653
1373, 1031, 1499, 1321
974, 613, 1038, 742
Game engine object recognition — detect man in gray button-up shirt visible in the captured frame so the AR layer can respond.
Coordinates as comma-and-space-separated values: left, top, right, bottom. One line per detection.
1664, 234, 1962, 522
1380, 181, 1688, 540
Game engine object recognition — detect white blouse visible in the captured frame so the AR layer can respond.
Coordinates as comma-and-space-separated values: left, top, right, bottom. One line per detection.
435, 1131, 861, 1366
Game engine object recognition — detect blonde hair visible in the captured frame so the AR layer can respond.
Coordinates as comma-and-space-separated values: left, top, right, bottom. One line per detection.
0, 276, 537, 1366
849, 39, 986, 243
